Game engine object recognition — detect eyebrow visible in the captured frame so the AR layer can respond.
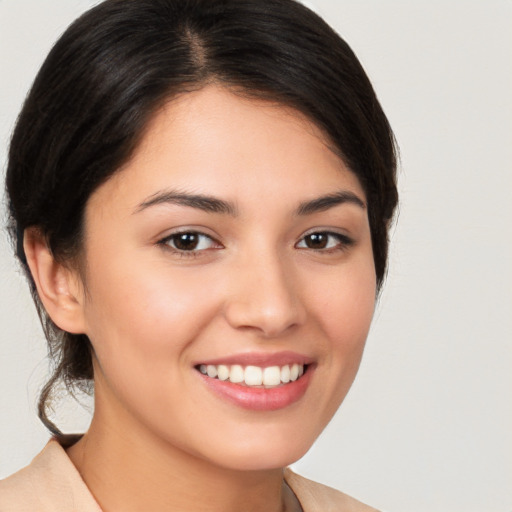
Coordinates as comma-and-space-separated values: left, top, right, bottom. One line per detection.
296, 191, 366, 215
135, 189, 365, 216
135, 190, 238, 216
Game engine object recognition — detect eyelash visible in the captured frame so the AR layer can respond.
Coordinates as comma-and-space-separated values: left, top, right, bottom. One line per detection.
158, 230, 221, 257
296, 231, 354, 253
157, 230, 354, 257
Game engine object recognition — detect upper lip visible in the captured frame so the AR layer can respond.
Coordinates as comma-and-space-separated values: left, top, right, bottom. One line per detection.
194, 351, 314, 368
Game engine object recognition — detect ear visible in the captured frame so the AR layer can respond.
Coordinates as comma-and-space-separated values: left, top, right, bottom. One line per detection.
23, 227, 86, 335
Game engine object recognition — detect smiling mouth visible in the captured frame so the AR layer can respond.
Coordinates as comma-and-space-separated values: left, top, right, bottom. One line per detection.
196, 363, 307, 388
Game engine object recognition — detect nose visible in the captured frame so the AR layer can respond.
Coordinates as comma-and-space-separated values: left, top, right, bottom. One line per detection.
223, 251, 305, 338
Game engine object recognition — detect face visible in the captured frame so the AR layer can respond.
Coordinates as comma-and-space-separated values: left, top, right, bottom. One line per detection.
78, 85, 376, 471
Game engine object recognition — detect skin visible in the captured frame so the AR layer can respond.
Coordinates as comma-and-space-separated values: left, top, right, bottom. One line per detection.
27, 85, 376, 512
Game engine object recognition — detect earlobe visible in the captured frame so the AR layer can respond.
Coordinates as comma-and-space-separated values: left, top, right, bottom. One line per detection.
23, 227, 86, 335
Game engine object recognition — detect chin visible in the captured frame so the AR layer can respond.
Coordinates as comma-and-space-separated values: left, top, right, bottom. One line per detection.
199, 429, 316, 472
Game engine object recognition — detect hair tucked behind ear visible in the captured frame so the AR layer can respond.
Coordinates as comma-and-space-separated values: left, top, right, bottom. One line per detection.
5, 0, 398, 434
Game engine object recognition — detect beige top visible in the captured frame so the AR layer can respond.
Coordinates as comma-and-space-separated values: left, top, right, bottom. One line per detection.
0, 440, 378, 512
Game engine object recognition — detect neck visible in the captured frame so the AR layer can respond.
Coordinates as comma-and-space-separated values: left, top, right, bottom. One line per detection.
67, 402, 298, 512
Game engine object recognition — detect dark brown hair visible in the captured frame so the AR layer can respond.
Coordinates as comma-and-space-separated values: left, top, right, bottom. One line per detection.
5, 0, 398, 434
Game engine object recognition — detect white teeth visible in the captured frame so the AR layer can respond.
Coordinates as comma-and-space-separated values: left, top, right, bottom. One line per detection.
229, 364, 244, 383
198, 362, 306, 387
217, 364, 229, 381
263, 366, 281, 386
244, 366, 263, 386
206, 365, 218, 378
281, 365, 291, 383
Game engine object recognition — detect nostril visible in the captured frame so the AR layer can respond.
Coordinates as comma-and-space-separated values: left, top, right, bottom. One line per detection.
223, 302, 303, 338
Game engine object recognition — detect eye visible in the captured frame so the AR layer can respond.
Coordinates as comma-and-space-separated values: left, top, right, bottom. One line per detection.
160, 231, 219, 252
296, 231, 353, 251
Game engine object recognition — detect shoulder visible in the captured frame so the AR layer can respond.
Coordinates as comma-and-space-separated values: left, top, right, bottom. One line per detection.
0, 439, 101, 512
284, 468, 380, 512
0, 462, 41, 512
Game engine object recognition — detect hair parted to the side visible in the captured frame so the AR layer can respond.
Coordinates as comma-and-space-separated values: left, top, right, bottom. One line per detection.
5, 0, 398, 434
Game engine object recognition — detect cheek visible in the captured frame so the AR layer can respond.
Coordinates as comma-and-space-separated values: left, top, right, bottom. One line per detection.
82, 260, 219, 372
310, 257, 376, 387
80, 263, 220, 438
315, 260, 376, 342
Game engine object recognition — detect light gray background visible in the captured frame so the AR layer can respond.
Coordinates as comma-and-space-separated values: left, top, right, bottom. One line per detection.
1, 1, 511, 511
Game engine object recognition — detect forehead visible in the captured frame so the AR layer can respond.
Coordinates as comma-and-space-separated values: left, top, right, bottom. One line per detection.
87, 85, 365, 216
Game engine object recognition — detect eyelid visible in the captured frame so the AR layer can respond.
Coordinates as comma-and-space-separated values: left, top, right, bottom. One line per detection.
295, 229, 354, 250
156, 225, 220, 243
155, 226, 354, 256
157, 228, 223, 254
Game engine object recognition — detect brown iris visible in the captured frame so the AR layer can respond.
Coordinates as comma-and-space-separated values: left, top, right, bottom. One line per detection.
172, 233, 200, 251
303, 233, 329, 249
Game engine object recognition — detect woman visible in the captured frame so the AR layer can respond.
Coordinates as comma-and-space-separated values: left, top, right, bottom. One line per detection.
0, 0, 397, 510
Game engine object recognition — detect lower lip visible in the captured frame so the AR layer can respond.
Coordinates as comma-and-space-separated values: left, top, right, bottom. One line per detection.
198, 366, 314, 411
